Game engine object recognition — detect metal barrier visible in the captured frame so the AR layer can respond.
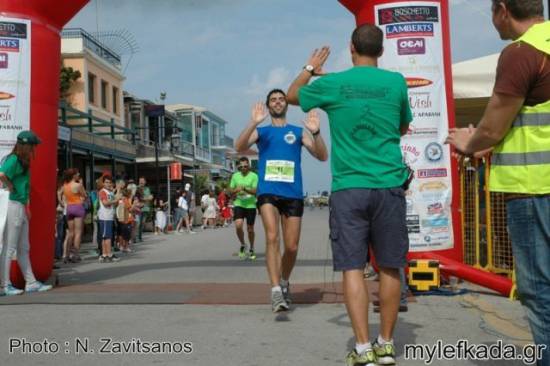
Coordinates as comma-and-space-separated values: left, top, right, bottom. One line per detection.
460, 157, 514, 277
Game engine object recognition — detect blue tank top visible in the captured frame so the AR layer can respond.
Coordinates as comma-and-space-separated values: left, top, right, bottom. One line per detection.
257, 124, 303, 199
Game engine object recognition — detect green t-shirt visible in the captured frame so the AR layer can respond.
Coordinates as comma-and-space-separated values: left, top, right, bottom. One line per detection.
299, 66, 412, 192
0, 154, 30, 204
140, 186, 152, 212
230, 171, 258, 209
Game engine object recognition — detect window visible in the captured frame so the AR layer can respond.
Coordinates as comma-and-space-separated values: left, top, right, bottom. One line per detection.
212, 125, 219, 146
112, 86, 119, 114
101, 80, 108, 110
88, 73, 96, 104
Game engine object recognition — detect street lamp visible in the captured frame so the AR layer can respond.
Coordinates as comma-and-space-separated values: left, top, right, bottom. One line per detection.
156, 91, 167, 197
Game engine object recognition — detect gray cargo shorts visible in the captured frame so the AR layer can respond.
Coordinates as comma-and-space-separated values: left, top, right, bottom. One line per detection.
329, 188, 409, 271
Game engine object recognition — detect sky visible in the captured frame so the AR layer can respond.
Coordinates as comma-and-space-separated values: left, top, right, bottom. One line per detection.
66, 0, 545, 194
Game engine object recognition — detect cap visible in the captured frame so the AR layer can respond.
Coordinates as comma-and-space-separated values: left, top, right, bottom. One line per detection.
17, 130, 41, 145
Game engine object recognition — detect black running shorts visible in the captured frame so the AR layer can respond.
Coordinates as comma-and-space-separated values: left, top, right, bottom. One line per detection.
233, 206, 257, 225
257, 194, 304, 217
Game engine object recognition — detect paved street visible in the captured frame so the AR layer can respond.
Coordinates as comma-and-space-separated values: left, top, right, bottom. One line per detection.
0, 210, 533, 365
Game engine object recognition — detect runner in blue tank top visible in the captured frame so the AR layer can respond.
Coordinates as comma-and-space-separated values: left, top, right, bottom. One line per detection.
235, 89, 328, 312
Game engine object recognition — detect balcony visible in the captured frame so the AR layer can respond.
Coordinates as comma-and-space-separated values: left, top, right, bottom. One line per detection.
211, 135, 234, 151
59, 102, 136, 160
178, 141, 194, 158
62, 28, 121, 69
195, 146, 211, 163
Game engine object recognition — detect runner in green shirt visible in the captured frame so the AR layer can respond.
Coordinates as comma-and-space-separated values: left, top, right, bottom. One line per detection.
229, 157, 258, 259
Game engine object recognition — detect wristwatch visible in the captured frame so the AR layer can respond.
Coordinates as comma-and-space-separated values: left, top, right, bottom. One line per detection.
312, 129, 320, 136
303, 64, 315, 74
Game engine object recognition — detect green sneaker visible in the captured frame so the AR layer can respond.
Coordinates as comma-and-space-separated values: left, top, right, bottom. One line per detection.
248, 250, 256, 260
345, 348, 377, 366
238, 247, 247, 260
373, 340, 396, 365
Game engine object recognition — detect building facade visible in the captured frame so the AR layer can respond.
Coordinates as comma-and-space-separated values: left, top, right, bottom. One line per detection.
60, 28, 135, 189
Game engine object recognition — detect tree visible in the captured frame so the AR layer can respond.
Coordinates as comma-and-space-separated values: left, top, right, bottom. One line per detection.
215, 178, 230, 194
60, 65, 81, 103
194, 174, 209, 201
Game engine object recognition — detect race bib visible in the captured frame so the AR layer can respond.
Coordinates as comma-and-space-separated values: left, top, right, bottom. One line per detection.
265, 160, 295, 183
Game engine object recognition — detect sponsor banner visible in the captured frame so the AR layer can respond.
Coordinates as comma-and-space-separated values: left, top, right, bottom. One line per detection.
376, 1, 453, 251
0, 17, 30, 160
0, 53, 7, 69
386, 22, 434, 39
418, 168, 447, 178
0, 22, 27, 39
397, 38, 426, 55
378, 6, 439, 25
0, 38, 19, 52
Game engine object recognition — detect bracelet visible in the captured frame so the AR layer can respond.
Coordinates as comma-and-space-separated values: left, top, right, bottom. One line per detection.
312, 129, 320, 136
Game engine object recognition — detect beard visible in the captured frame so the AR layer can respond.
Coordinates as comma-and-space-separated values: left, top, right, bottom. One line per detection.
269, 105, 288, 119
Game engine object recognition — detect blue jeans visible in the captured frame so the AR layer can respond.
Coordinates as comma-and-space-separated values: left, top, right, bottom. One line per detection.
55, 215, 65, 259
174, 208, 183, 227
507, 197, 550, 365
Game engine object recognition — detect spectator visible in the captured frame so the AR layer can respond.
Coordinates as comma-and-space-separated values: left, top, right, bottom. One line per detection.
0, 130, 53, 294
97, 175, 121, 263
155, 199, 168, 235
137, 177, 153, 241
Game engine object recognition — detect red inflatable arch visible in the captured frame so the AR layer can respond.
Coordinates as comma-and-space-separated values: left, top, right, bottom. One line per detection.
339, 0, 512, 296
0, 0, 89, 287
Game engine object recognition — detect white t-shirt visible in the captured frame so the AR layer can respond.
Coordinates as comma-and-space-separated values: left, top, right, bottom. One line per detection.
98, 188, 115, 221
200, 194, 209, 208
178, 196, 188, 211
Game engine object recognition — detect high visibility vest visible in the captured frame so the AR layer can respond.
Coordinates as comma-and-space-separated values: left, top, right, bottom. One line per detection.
489, 21, 550, 194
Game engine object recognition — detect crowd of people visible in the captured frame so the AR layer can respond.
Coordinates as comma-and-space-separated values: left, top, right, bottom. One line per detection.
53, 173, 240, 264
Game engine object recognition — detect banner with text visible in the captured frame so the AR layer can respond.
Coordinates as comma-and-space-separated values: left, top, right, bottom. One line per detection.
0, 17, 31, 161
375, 1, 453, 251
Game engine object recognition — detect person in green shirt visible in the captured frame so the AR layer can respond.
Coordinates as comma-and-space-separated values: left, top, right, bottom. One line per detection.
0, 130, 53, 296
229, 157, 259, 259
137, 176, 153, 242
287, 24, 412, 366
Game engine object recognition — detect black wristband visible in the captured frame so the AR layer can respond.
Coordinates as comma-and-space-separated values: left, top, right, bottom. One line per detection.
312, 129, 320, 136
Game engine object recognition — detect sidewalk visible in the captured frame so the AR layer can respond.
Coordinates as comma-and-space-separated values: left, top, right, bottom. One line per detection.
0, 210, 532, 365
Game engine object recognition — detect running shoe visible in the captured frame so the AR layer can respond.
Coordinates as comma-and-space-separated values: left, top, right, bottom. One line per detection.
345, 348, 377, 366
280, 281, 291, 304
271, 290, 289, 313
248, 250, 256, 260
108, 255, 121, 263
373, 340, 396, 365
25, 281, 53, 293
238, 247, 247, 260
2, 285, 24, 296
98, 255, 107, 263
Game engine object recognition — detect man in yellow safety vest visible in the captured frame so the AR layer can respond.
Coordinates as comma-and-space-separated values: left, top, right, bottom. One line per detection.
447, 1, 550, 363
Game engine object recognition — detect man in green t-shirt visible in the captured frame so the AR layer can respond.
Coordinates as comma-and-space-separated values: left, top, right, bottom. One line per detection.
137, 176, 153, 242
287, 24, 412, 366
229, 157, 259, 259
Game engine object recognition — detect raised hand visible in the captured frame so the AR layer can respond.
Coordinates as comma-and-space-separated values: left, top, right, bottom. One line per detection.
251, 102, 268, 126
307, 46, 331, 76
303, 110, 320, 134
